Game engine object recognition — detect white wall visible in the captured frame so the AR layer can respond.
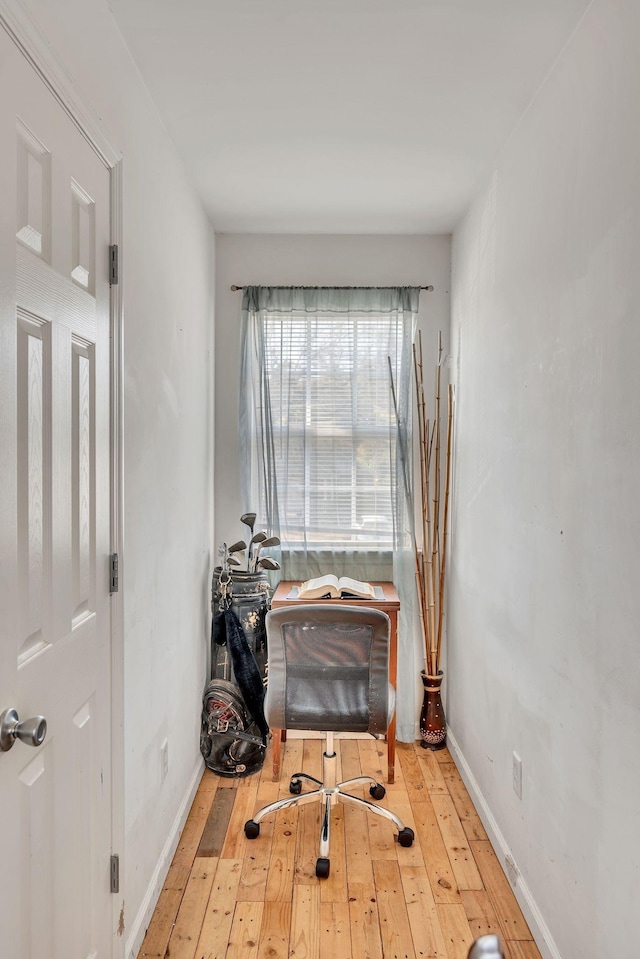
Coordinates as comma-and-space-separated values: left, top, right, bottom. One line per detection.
214, 233, 451, 546
450, 1, 640, 956
7, 2, 215, 954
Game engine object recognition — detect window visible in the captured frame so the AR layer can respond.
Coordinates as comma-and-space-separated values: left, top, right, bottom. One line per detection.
240, 286, 418, 560
258, 310, 403, 548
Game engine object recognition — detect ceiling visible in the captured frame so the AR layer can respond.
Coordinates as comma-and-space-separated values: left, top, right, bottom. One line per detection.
107, 0, 590, 234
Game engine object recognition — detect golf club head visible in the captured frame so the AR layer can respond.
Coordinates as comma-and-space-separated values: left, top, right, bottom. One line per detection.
249, 531, 267, 547
253, 534, 277, 560
257, 556, 280, 571
240, 512, 256, 534
228, 540, 247, 553
259, 536, 281, 549
227, 556, 241, 566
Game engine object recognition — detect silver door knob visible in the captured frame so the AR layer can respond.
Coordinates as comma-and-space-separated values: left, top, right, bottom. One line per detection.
468, 936, 505, 959
0, 708, 47, 752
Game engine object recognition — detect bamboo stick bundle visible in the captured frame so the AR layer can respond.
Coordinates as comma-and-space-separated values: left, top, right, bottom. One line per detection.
428, 334, 443, 674
388, 358, 428, 660
413, 337, 431, 671
436, 383, 454, 670
390, 334, 454, 678
417, 332, 454, 677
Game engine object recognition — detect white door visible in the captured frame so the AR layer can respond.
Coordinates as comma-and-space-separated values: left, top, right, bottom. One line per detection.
0, 25, 114, 959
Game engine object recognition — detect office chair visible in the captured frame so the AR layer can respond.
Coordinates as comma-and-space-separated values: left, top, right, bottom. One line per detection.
243, 604, 414, 878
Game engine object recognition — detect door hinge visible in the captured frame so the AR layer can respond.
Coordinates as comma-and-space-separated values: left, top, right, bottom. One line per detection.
110, 553, 119, 593
109, 244, 119, 285
110, 854, 120, 894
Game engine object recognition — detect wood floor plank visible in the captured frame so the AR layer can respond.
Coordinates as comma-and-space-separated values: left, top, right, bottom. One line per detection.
137, 862, 191, 958
410, 796, 461, 904
339, 738, 362, 784
290, 884, 321, 959
295, 801, 322, 884
256, 778, 281, 807
302, 739, 323, 783
415, 747, 449, 795
166, 856, 217, 959
278, 738, 304, 797
460, 889, 502, 940
238, 823, 273, 902
174, 787, 220, 868
357, 737, 385, 784
431, 793, 484, 891
198, 769, 221, 795
220, 780, 259, 860
436, 902, 476, 959
320, 902, 352, 959
470, 841, 532, 941
356, 739, 399, 861
440, 763, 488, 842
197, 788, 237, 858
366, 797, 400, 861
343, 801, 374, 885
194, 858, 243, 959
238, 782, 281, 901
373, 860, 417, 959
226, 901, 264, 959
400, 864, 449, 959
389, 797, 425, 869
257, 901, 292, 959
265, 808, 299, 901
347, 882, 383, 959
397, 741, 430, 802
319, 802, 348, 903
504, 940, 543, 959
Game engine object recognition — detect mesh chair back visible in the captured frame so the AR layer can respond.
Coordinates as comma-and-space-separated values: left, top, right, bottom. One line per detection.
264, 604, 391, 734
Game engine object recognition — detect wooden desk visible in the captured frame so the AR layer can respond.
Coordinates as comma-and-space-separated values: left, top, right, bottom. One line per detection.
270, 580, 400, 784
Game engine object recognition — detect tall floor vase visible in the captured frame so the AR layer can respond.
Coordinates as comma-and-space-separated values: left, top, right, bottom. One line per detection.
419, 670, 447, 750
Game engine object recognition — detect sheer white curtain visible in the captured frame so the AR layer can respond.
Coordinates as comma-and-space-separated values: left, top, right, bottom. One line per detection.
240, 286, 421, 741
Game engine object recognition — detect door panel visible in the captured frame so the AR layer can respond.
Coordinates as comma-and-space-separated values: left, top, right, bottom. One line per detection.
0, 24, 113, 958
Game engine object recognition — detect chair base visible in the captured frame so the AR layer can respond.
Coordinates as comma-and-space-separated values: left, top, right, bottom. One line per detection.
244, 732, 414, 878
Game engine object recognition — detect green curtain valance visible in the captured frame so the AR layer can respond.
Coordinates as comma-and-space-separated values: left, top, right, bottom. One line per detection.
241, 285, 421, 315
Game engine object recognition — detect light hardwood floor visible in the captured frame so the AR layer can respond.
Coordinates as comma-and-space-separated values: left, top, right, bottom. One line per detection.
137, 739, 542, 959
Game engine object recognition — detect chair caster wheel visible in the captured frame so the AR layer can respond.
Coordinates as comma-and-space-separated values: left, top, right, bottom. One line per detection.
289, 779, 302, 794
398, 826, 414, 847
315, 857, 330, 879
244, 820, 260, 839
369, 783, 386, 800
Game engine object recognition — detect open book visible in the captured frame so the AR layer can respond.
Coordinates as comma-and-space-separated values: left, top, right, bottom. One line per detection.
297, 574, 376, 600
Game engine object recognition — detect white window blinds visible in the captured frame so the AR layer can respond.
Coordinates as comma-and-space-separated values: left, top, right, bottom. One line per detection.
261, 311, 403, 547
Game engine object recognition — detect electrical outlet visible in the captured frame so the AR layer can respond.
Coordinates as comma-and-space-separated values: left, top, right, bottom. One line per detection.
512, 751, 522, 799
160, 739, 169, 782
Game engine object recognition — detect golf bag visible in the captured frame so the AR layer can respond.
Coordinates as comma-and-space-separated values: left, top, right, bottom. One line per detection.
200, 568, 270, 777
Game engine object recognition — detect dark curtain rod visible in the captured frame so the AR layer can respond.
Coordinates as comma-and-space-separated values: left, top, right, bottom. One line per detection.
230, 284, 434, 292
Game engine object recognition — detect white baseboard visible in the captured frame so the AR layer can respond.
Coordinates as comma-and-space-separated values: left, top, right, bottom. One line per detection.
446, 730, 562, 959
125, 758, 204, 959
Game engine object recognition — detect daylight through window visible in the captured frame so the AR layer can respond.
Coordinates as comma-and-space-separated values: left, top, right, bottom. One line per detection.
260, 311, 403, 548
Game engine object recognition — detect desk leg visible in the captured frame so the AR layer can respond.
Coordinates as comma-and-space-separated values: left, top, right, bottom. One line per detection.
387, 609, 398, 784
272, 729, 282, 781
387, 715, 396, 785
271, 730, 287, 781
